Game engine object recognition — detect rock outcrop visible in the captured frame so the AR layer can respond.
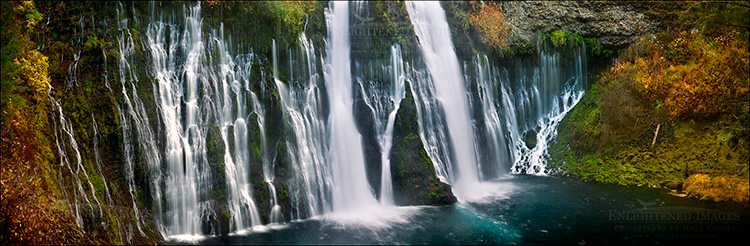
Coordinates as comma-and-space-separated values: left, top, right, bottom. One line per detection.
498, 1, 661, 48
390, 82, 457, 206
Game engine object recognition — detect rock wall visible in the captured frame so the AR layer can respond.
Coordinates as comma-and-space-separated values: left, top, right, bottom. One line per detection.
498, 1, 661, 48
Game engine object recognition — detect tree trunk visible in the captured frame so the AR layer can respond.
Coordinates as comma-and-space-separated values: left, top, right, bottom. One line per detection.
651, 123, 661, 149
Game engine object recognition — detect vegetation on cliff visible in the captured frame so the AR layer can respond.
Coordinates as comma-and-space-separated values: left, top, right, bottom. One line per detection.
549, 1, 749, 203
202, 1, 325, 64
1, 1, 95, 244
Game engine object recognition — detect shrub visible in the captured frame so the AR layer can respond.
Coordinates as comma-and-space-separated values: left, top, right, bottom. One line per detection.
617, 31, 749, 119
468, 4, 510, 51
684, 174, 749, 203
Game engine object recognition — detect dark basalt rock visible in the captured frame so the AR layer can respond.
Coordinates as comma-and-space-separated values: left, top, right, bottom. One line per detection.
525, 130, 538, 149
353, 81, 383, 199
390, 82, 457, 206
497, 1, 661, 48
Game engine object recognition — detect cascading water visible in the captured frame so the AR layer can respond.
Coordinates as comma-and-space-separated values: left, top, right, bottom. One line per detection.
355, 45, 407, 205
470, 54, 513, 179
275, 32, 331, 219
406, 1, 480, 194
103, 1, 590, 240
90, 114, 113, 217
66, 15, 84, 90
48, 83, 98, 229
207, 25, 263, 231
504, 44, 587, 175
323, 1, 379, 212
265, 40, 283, 223
91, 113, 124, 243
115, 2, 159, 237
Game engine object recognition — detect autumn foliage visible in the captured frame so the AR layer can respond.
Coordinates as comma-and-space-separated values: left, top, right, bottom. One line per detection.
1, 1, 92, 244
684, 174, 750, 203
616, 31, 749, 119
468, 4, 510, 51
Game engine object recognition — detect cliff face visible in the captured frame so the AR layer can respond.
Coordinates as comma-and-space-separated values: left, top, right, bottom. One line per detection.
498, 1, 661, 48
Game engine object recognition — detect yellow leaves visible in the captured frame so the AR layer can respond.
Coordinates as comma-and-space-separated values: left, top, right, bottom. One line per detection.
468, 4, 510, 51
13, 0, 34, 13
617, 31, 749, 119
684, 174, 750, 203
12, 49, 49, 103
13, 0, 42, 30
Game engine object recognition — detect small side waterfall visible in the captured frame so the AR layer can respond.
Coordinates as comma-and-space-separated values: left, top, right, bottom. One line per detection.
466, 45, 587, 177
266, 41, 283, 224
505, 44, 587, 174
356, 45, 407, 206
66, 15, 84, 90
48, 84, 98, 229
91, 114, 124, 243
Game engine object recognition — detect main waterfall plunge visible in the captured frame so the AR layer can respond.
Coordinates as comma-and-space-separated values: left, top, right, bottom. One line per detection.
48, 1, 588, 239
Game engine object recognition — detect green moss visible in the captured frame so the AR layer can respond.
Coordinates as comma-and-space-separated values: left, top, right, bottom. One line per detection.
549, 73, 749, 188
201, 1, 324, 62
500, 42, 535, 58
420, 147, 433, 174
107, 211, 121, 244
254, 178, 267, 200
83, 36, 102, 50
212, 188, 227, 201
278, 182, 289, 199
539, 30, 616, 58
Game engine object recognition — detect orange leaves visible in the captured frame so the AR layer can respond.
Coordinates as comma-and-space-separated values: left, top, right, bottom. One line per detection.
468, 3, 510, 51
612, 31, 749, 119
684, 174, 750, 203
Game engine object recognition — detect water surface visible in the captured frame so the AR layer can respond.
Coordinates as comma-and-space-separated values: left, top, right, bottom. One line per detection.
187, 176, 748, 245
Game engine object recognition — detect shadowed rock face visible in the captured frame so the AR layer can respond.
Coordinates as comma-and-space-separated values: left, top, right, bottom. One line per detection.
497, 1, 661, 48
353, 81, 383, 198
390, 82, 457, 206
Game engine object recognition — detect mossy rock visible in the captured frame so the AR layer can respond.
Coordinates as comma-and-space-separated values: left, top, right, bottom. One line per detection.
390, 82, 456, 206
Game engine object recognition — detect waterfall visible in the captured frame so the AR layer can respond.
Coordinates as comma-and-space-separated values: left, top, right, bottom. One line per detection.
505, 44, 587, 174
91, 114, 124, 243
141, 3, 271, 236
324, 1, 379, 212
91, 114, 113, 216
266, 40, 283, 223
100, 1, 592, 239
355, 45, 407, 206
406, 1, 480, 194
471, 55, 513, 178
48, 83, 99, 229
378, 45, 406, 206
209, 25, 263, 231
66, 15, 84, 90
115, 3, 155, 236
275, 32, 331, 219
